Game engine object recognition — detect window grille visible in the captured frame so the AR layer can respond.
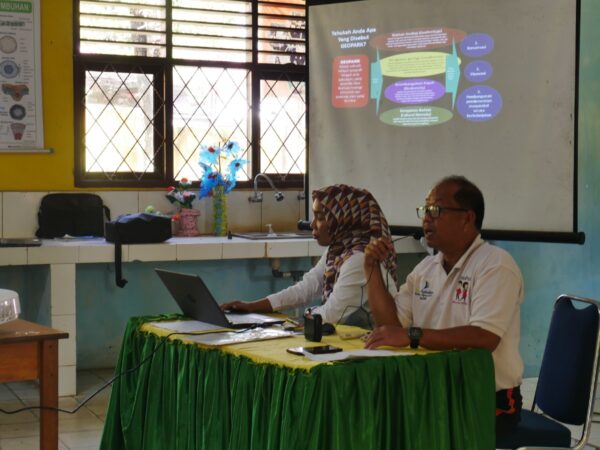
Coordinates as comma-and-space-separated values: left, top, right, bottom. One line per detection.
74, 0, 306, 188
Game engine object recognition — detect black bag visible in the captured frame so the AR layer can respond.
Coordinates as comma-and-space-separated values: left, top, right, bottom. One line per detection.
36, 193, 111, 238
105, 213, 172, 288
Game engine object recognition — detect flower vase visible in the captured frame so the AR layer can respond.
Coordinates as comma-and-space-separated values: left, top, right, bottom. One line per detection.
177, 208, 200, 237
212, 185, 228, 236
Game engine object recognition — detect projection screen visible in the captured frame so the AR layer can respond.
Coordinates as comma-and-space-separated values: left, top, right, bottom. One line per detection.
308, 0, 581, 242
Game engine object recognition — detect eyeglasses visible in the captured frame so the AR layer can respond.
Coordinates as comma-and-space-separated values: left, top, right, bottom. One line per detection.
416, 205, 468, 219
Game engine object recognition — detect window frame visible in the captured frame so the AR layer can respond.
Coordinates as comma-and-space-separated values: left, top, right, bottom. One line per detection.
73, 0, 307, 189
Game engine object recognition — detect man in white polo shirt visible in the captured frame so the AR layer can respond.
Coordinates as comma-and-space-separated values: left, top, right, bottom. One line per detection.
363, 175, 524, 436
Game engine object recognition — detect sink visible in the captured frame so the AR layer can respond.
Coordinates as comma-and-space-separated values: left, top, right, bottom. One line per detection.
232, 231, 313, 240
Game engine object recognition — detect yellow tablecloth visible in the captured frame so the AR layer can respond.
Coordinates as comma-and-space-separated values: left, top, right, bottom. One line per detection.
140, 321, 430, 369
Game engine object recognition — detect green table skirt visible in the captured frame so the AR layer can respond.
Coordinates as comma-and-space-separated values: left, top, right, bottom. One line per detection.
100, 316, 495, 450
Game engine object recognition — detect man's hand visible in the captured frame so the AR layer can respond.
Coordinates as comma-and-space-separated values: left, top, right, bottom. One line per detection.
365, 325, 409, 349
364, 237, 395, 274
366, 324, 502, 352
364, 237, 401, 328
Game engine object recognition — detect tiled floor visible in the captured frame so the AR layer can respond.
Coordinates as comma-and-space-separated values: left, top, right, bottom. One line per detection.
0, 369, 112, 450
1, 374, 600, 449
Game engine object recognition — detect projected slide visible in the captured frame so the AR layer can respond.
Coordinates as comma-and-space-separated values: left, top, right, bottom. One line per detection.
309, 0, 577, 235
331, 27, 501, 127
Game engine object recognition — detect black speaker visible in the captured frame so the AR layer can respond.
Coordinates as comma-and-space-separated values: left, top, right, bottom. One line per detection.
304, 314, 322, 342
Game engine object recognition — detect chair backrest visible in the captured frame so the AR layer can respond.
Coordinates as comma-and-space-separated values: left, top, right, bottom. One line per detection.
534, 295, 600, 425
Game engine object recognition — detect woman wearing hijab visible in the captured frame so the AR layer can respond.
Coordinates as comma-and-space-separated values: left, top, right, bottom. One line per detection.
220, 184, 399, 327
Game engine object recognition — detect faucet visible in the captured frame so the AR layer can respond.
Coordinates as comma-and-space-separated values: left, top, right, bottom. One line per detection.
248, 173, 284, 202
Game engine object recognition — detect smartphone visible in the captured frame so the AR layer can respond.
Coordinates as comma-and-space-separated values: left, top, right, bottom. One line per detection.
287, 345, 343, 356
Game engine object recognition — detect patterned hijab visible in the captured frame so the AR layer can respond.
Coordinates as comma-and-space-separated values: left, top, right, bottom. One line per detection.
312, 184, 399, 302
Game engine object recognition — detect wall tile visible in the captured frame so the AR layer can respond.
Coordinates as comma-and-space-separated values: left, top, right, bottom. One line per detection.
50, 263, 76, 315
176, 243, 222, 260
308, 241, 325, 257
261, 192, 304, 232
78, 244, 116, 263
57, 334, 77, 367
267, 241, 310, 258
0, 248, 27, 265
222, 241, 265, 259
52, 314, 76, 366
227, 191, 263, 233
27, 246, 77, 264
58, 365, 77, 397
196, 191, 265, 235
126, 242, 177, 262
2, 192, 47, 238
138, 190, 178, 215
97, 191, 138, 219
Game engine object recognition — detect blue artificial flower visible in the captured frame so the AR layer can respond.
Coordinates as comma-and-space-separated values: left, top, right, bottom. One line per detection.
228, 158, 246, 178
198, 140, 245, 199
199, 171, 217, 198
224, 179, 237, 194
222, 141, 240, 157
199, 144, 220, 165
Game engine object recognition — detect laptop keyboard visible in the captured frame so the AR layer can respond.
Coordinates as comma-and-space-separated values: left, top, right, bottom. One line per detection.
226, 313, 282, 325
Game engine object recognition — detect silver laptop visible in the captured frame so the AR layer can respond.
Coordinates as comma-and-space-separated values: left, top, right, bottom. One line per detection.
155, 269, 284, 329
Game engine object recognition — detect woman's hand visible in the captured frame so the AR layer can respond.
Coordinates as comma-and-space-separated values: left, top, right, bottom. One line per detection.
219, 298, 273, 313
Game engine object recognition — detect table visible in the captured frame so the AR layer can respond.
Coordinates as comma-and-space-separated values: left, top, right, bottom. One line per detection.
0, 319, 69, 450
100, 316, 496, 450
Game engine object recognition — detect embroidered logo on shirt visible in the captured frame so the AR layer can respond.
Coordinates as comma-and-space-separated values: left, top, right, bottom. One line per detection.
453, 276, 471, 304
415, 280, 434, 301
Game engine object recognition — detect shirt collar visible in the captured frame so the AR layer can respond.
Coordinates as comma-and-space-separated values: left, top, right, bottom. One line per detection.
434, 234, 484, 270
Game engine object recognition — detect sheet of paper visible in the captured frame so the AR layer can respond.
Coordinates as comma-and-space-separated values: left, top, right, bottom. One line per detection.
149, 320, 224, 333
225, 312, 282, 325
186, 328, 293, 346
302, 348, 415, 362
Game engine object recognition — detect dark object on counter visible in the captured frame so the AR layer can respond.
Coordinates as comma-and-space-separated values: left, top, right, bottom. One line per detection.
0, 238, 41, 247
105, 213, 172, 288
36, 193, 110, 239
322, 322, 336, 335
297, 219, 311, 231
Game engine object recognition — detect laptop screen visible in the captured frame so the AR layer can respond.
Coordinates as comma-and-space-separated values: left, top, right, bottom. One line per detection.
155, 269, 284, 328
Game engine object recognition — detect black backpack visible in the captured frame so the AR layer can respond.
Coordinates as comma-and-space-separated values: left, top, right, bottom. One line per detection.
36, 193, 111, 238
105, 213, 172, 288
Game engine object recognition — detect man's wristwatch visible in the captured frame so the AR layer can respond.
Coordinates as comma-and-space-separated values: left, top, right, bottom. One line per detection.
408, 327, 423, 349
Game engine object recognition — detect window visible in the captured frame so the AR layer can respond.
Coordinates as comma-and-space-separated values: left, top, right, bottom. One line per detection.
74, 0, 306, 188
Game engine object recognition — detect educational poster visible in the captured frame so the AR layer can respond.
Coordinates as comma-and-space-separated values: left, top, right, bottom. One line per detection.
0, 0, 44, 152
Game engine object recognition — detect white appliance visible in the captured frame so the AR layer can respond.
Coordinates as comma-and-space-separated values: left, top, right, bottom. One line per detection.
0, 288, 20, 324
